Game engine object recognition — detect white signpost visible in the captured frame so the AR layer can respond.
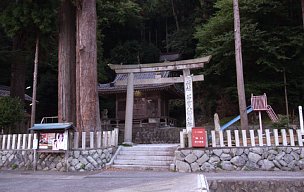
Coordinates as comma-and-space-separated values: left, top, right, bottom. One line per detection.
184, 75, 194, 132
299, 106, 303, 134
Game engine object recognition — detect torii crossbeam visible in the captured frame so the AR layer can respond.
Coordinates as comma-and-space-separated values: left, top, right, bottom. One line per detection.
108, 55, 212, 145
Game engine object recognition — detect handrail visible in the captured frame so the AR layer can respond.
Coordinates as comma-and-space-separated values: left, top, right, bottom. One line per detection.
40, 116, 58, 124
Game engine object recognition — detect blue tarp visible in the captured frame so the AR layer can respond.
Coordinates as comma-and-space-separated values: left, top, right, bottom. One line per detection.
29, 123, 74, 131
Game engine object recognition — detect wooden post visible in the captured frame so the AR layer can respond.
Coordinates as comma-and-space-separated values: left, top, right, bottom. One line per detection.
211, 131, 216, 147
257, 130, 263, 146
227, 130, 232, 147
12, 134, 16, 149
90, 132, 94, 148
249, 130, 255, 146
297, 129, 303, 146
82, 132, 86, 149
188, 131, 192, 148
219, 131, 224, 147
27, 134, 32, 149
97, 131, 101, 148
299, 106, 304, 133
289, 129, 295, 146
273, 129, 279, 146
124, 72, 134, 145
114, 128, 119, 146
180, 131, 185, 148
33, 133, 37, 171
17, 134, 22, 149
233, 0, 248, 130
242, 130, 247, 147
265, 129, 271, 146
234, 130, 240, 147
281, 129, 287, 146
22, 134, 27, 149
7, 134, 11, 149
74, 132, 79, 149
2, 135, 6, 150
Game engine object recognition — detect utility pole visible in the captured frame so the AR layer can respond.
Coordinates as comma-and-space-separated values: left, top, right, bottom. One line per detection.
283, 68, 289, 126
233, 0, 248, 130
30, 37, 39, 128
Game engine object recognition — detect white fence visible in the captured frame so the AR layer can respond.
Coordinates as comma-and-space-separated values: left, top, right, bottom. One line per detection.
181, 128, 304, 148
0, 129, 119, 150
207, 129, 303, 148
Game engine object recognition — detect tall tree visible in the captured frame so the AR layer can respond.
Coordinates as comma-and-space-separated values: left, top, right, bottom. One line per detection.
233, 0, 248, 129
58, 0, 76, 125
76, 0, 101, 132
301, 0, 304, 29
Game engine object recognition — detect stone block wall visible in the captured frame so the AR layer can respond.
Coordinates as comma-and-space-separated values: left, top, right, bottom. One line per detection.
208, 180, 304, 192
133, 127, 183, 144
67, 148, 112, 171
0, 150, 34, 170
0, 148, 113, 172
175, 147, 304, 172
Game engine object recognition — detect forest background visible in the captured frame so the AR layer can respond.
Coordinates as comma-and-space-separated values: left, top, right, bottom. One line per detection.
0, 0, 303, 132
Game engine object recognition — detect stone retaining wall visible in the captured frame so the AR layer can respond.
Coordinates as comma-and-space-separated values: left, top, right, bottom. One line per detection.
0, 148, 113, 172
208, 180, 304, 192
133, 127, 183, 144
175, 147, 304, 172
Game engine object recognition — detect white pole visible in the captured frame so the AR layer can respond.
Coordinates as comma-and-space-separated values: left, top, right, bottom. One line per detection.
258, 111, 263, 132
299, 106, 303, 134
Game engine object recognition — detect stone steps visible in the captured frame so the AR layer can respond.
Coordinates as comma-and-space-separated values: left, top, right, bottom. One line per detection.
119, 151, 174, 156
116, 155, 174, 161
112, 144, 178, 171
114, 159, 172, 166
111, 164, 170, 171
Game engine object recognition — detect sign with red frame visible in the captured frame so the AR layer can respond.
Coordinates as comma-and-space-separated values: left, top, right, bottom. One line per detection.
192, 127, 207, 147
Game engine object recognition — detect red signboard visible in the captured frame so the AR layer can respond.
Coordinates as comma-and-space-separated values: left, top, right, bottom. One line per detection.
192, 128, 206, 147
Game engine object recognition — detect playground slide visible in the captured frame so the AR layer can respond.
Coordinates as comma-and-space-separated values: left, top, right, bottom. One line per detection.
220, 106, 253, 131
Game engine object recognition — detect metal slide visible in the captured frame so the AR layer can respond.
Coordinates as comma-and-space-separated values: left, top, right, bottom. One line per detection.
220, 106, 253, 131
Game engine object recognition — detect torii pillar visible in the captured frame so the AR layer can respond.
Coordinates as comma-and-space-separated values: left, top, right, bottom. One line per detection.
124, 72, 134, 145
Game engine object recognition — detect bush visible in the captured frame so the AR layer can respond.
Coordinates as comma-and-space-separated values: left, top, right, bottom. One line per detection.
272, 114, 289, 129
0, 97, 24, 133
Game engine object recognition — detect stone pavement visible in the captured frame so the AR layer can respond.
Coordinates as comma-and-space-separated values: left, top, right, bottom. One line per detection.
1, 169, 304, 192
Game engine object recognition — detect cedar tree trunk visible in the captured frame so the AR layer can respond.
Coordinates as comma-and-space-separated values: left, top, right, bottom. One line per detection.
10, 35, 26, 103
76, 0, 101, 132
58, 0, 76, 125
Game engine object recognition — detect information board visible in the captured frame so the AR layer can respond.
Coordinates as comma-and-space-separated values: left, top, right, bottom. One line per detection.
192, 128, 206, 147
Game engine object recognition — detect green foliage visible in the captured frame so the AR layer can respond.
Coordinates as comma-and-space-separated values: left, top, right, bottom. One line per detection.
97, 0, 142, 30
194, 0, 304, 119
11, 163, 18, 170
0, 0, 58, 37
110, 40, 160, 64
0, 97, 24, 130
272, 114, 289, 129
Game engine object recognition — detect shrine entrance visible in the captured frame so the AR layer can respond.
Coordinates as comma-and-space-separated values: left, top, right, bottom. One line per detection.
103, 56, 211, 145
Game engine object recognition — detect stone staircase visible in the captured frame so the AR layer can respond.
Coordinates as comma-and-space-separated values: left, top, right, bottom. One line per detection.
112, 144, 178, 171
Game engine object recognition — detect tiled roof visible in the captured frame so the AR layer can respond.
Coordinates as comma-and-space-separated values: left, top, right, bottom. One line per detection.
0, 85, 32, 101
98, 72, 183, 97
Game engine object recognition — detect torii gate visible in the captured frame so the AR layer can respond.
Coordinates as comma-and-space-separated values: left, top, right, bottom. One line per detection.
108, 55, 212, 145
